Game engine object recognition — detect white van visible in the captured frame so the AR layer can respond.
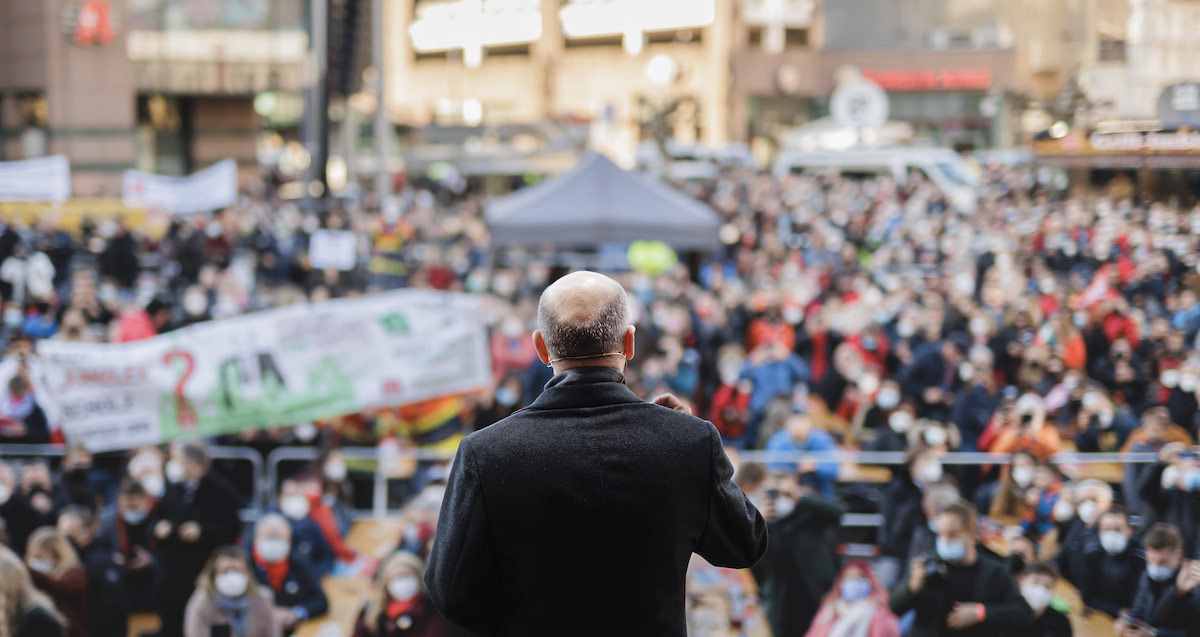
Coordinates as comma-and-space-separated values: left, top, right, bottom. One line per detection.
772, 147, 978, 213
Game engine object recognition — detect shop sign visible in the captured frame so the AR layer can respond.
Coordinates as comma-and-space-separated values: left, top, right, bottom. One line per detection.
861, 67, 992, 92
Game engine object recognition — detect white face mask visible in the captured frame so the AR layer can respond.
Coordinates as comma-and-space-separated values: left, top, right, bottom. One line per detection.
969, 317, 989, 336
183, 292, 208, 317
1021, 583, 1053, 612
877, 388, 900, 410
1162, 369, 1181, 389
889, 411, 913, 433
215, 570, 249, 598
959, 362, 975, 382
1053, 499, 1075, 522
255, 538, 290, 564
774, 496, 796, 520
917, 461, 944, 484
164, 460, 185, 484
923, 427, 948, 447
280, 495, 311, 521
1011, 466, 1035, 488
1163, 466, 1182, 490
324, 459, 348, 483
1077, 500, 1100, 526
1099, 530, 1128, 556
0, 482, 10, 506
140, 474, 165, 498
1181, 375, 1198, 393
388, 576, 420, 601
1097, 411, 1114, 429
28, 558, 54, 574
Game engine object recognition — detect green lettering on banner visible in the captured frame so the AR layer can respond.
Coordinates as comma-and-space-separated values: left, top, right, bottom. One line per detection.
379, 312, 410, 335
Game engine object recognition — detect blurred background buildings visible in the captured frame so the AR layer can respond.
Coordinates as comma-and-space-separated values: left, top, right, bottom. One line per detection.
1, 0, 1195, 197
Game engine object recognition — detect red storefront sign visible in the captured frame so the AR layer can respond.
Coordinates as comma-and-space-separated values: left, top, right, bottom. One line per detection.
861, 67, 992, 92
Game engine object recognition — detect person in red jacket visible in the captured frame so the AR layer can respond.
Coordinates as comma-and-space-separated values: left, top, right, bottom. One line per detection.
25, 527, 88, 637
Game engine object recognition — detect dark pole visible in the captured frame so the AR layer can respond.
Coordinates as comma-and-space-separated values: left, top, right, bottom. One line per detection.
303, 0, 330, 211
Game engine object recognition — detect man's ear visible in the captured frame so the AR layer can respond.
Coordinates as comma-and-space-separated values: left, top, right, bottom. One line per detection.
623, 325, 636, 360
533, 330, 550, 365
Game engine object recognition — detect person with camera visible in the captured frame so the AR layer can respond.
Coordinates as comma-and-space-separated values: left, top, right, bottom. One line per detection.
752, 470, 844, 637
1119, 523, 1194, 637
890, 501, 1033, 636
1138, 443, 1200, 557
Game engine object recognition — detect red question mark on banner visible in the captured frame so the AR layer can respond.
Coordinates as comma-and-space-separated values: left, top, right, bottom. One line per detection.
163, 350, 197, 429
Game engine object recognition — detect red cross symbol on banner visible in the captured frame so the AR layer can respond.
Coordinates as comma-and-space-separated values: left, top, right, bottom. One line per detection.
74, 0, 114, 46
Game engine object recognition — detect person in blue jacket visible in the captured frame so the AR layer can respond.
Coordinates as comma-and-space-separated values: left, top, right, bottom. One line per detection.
765, 411, 838, 499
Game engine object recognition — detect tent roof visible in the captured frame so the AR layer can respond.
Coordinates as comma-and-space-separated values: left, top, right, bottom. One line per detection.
486, 151, 721, 250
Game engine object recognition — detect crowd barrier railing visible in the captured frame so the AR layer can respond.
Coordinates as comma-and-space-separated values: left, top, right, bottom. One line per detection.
0, 444, 267, 522
735, 450, 1161, 465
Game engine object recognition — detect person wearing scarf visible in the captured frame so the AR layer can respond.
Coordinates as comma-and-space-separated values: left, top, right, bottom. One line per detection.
184, 546, 279, 637
805, 561, 901, 637
248, 514, 328, 635
354, 551, 452, 637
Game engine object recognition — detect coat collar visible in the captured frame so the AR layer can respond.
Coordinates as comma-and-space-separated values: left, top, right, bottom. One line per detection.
528, 366, 644, 411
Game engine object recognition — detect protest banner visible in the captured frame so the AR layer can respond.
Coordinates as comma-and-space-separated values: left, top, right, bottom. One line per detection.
37, 290, 491, 452
0, 155, 71, 202
123, 159, 237, 214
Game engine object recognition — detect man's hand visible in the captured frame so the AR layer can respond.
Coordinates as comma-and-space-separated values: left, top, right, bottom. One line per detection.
30, 492, 52, 514
154, 520, 172, 540
179, 521, 201, 543
651, 394, 692, 415
127, 546, 153, 572
1160, 442, 1186, 465
946, 603, 982, 630
274, 608, 298, 629
1177, 559, 1200, 594
908, 557, 927, 594
798, 459, 818, 474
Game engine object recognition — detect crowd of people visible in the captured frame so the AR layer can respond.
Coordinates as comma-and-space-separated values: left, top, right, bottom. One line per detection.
0, 159, 1197, 635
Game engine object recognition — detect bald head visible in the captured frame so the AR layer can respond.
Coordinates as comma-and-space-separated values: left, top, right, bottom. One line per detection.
536, 271, 631, 365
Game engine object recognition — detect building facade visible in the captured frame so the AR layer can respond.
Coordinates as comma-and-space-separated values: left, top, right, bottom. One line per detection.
0, 0, 307, 196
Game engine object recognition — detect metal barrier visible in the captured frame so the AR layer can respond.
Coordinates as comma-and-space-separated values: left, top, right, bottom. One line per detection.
0, 444, 267, 521
737, 450, 1161, 465
265, 446, 457, 519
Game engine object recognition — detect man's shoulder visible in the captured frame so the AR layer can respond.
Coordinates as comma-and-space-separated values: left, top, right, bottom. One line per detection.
463, 401, 716, 451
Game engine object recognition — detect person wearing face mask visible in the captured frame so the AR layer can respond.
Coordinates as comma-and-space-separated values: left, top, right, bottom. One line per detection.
1074, 387, 1138, 453
248, 514, 328, 634
56, 505, 129, 637
891, 501, 1034, 637
751, 472, 845, 637
1082, 508, 1145, 619
1054, 480, 1112, 591
1019, 462, 1067, 542
0, 375, 50, 444
1138, 443, 1200, 557
54, 445, 103, 512
0, 460, 46, 555
765, 412, 838, 498
984, 394, 1061, 462
1122, 409, 1189, 519
1018, 562, 1072, 637
25, 527, 89, 637
804, 561, 901, 637
97, 478, 160, 611
317, 450, 356, 534
490, 316, 538, 384
907, 484, 962, 566
1121, 523, 1192, 637
865, 405, 916, 453
986, 451, 1039, 522
353, 551, 453, 637
152, 441, 243, 637
261, 478, 335, 579
708, 363, 753, 445
184, 546, 281, 637
878, 449, 943, 590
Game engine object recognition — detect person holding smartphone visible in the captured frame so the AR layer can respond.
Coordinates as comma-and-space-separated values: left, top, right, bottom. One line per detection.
184, 546, 280, 637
